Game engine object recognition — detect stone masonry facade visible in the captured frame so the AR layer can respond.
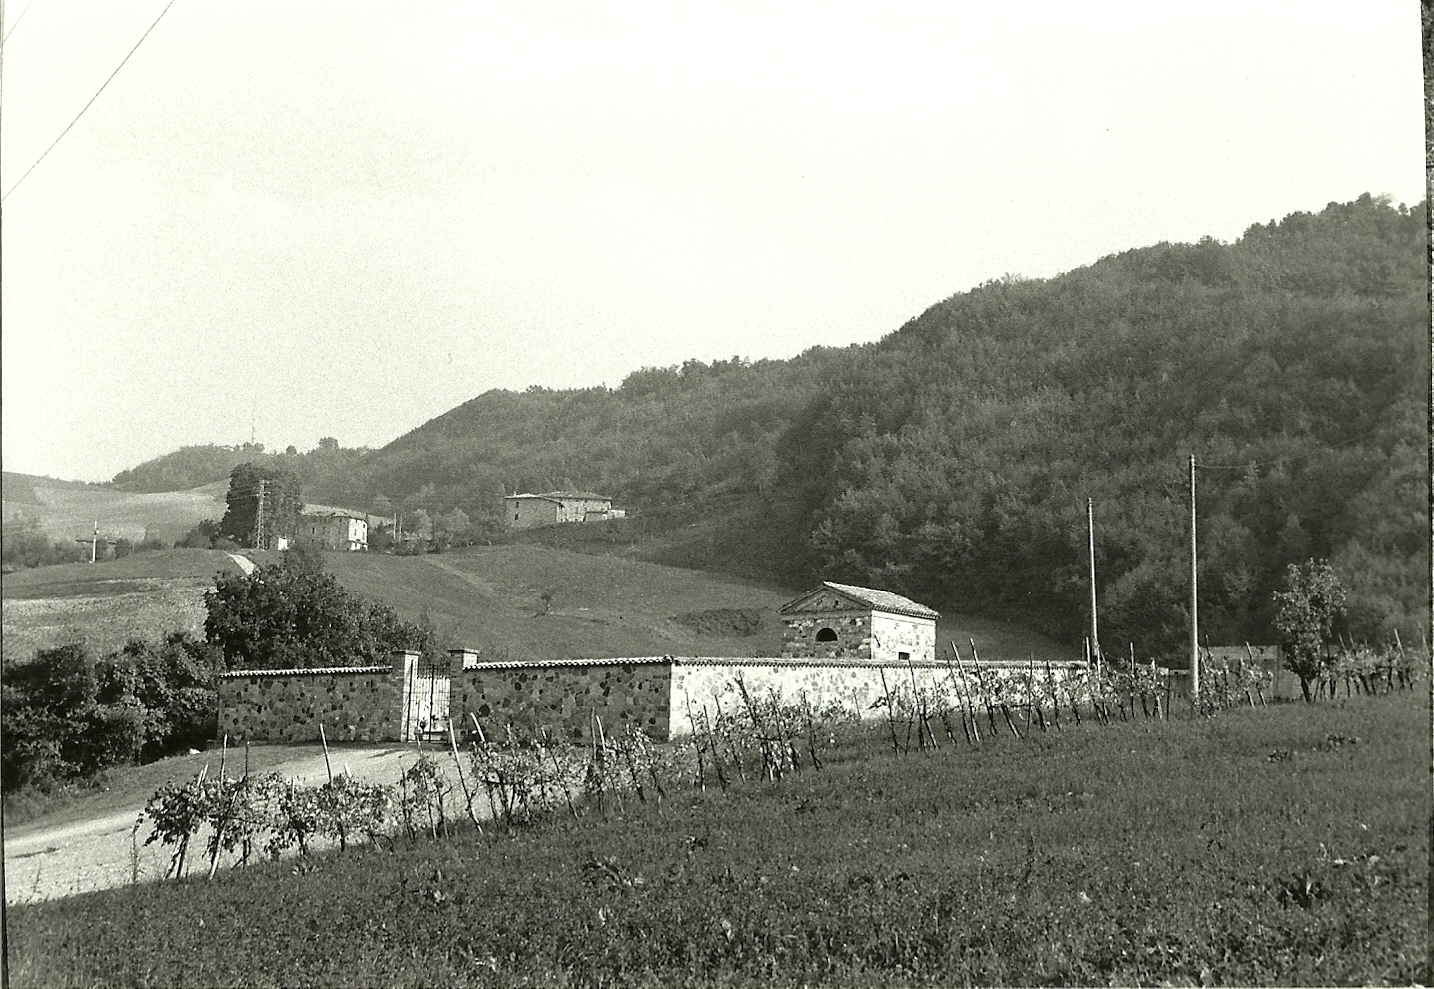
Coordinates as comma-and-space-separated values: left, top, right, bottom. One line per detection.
218, 664, 405, 743
450, 658, 674, 741
218, 653, 1091, 744
781, 609, 874, 660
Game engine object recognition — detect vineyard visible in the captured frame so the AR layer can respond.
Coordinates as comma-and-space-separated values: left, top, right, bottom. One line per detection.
120, 640, 1423, 875
6, 639, 1426, 986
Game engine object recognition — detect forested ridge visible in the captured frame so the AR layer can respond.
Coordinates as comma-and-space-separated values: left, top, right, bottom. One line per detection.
111, 196, 1428, 659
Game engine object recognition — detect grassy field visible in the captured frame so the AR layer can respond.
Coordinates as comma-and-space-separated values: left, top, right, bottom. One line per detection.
1, 550, 245, 659
1, 475, 227, 544
2, 543, 1068, 667
6, 689, 1425, 986
319, 543, 1070, 664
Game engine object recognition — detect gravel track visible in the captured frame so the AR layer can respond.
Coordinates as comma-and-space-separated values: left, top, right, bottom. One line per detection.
3, 745, 465, 905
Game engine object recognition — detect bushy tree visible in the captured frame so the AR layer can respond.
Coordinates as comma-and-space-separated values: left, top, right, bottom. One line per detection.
218, 462, 303, 549
1272, 559, 1347, 702
204, 549, 431, 671
1, 634, 220, 791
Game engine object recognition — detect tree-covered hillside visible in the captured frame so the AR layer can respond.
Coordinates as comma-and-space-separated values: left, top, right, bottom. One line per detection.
110, 196, 1428, 659
111, 440, 373, 506
802, 195, 1426, 653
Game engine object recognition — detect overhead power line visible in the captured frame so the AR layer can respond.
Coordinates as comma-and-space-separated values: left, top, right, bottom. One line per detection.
2, 0, 176, 203
3, 0, 36, 45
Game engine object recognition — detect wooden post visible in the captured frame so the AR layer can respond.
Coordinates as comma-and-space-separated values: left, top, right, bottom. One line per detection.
1393, 629, 1408, 691
969, 639, 998, 738
1190, 454, 1200, 699
448, 724, 483, 832
951, 643, 981, 744
1026, 655, 1036, 733
319, 724, 333, 784
1088, 497, 1101, 667
877, 666, 903, 756
947, 642, 977, 744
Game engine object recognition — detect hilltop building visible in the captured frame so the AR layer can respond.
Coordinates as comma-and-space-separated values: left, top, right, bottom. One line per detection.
778, 581, 939, 664
504, 491, 625, 529
297, 510, 368, 551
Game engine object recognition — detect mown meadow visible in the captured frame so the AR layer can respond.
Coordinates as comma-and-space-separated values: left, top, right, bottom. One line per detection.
7, 686, 1426, 987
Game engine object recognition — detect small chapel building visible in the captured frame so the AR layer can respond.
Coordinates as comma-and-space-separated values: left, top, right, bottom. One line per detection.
777, 581, 939, 664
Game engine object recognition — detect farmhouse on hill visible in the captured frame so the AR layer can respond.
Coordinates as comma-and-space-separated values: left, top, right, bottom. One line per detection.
504, 491, 626, 529
778, 581, 939, 664
297, 510, 368, 551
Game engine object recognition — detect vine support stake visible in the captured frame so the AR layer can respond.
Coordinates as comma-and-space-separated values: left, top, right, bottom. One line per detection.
319, 724, 333, 784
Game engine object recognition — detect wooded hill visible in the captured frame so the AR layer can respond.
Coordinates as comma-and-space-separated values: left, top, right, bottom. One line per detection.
111, 196, 1429, 659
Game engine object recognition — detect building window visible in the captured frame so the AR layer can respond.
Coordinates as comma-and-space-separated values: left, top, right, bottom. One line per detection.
898, 651, 910, 663
815, 627, 838, 642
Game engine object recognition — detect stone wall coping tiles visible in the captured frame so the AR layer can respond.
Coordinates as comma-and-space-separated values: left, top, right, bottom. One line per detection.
454, 656, 1090, 671
673, 657, 1088, 670
460, 656, 674, 670
219, 665, 394, 679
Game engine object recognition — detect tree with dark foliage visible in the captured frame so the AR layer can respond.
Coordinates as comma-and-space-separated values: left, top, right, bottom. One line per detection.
1, 633, 220, 791
218, 462, 303, 549
204, 547, 431, 671
1272, 559, 1346, 703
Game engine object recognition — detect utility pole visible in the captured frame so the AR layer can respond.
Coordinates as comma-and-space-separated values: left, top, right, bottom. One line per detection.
1087, 497, 1100, 667
91, 521, 98, 564
1189, 454, 1200, 698
253, 479, 267, 550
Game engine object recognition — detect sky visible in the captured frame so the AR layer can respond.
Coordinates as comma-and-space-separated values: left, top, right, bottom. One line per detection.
1, 1, 1424, 483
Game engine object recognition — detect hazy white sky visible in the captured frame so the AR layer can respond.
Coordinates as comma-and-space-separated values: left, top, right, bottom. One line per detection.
2, 1, 1424, 482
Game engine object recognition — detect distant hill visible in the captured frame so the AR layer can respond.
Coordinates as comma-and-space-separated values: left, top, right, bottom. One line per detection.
110, 442, 374, 506
107, 196, 1429, 658
1, 477, 227, 544
337, 195, 1428, 656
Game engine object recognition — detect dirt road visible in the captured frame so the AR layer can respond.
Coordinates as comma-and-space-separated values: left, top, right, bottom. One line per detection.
3, 745, 464, 905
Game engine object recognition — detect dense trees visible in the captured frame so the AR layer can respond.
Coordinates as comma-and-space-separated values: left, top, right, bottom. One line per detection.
218, 463, 303, 549
2, 634, 220, 790
793, 196, 1426, 654
204, 548, 431, 671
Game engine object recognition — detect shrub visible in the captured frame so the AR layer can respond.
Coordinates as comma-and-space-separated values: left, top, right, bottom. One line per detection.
1, 634, 219, 792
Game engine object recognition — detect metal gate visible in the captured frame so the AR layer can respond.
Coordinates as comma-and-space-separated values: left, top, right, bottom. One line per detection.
403, 669, 451, 742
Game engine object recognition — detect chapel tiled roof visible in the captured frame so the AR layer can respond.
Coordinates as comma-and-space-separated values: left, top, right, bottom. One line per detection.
781, 581, 940, 620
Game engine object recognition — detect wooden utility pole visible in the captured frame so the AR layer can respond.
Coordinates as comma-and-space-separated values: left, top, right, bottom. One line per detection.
1087, 498, 1100, 667
1189, 454, 1200, 697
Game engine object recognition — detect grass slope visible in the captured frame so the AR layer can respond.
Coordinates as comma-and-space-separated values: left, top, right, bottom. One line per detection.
1, 550, 246, 659
318, 543, 1070, 664
8, 690, 1425, 986
0, 542, 1070, 666
1, 478, 227, 543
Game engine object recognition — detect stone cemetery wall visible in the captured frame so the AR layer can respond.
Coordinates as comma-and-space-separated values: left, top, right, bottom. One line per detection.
450, 658, 675, 742
217, 664, 405, 743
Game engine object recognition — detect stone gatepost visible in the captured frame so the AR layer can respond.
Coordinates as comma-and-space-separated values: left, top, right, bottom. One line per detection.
448, 648, 481, 671
392, 649, 421, 742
